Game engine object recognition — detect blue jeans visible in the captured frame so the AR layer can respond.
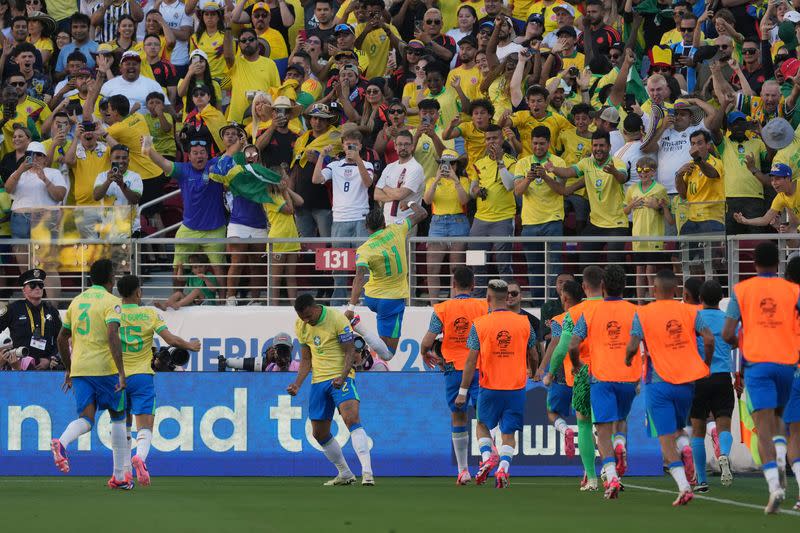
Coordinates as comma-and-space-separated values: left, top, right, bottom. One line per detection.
295, 208, 332, 238
330, 219, 369, 306
521, 221, 563, 304
469, 217, 514, 297
428, 214, 470, 237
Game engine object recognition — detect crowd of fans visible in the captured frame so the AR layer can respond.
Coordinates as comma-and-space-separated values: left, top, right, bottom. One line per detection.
1, 0, 799, 306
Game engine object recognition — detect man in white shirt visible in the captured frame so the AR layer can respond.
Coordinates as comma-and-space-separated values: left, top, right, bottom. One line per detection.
92, 144, 144, 237
374, 130, 426, 226
615, 114, 645, 191
99, 51, 171, 114
541, 4, 581, 49
158, 0, 194, 75
312, 128, 374, 305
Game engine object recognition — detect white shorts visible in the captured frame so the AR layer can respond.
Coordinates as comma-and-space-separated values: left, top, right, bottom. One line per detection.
227, 223, 269, 239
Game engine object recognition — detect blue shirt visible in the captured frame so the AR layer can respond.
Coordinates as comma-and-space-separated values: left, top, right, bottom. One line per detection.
697, 308, 733, 374
631, 311, 707, 383
214, 156, 267, 229
55, 41, 99, 72
171, 160, 227, 231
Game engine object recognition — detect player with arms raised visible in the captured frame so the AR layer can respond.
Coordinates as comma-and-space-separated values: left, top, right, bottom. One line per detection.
115, 274, 201, 486
50, 259, 130, 489
289, 294, 375, 486
456, 279, 539, 488
345, 202, 428, 354
420, 266, 489, 485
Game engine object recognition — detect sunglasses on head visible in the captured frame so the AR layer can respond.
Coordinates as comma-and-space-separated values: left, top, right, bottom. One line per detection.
26, 281, 44, 289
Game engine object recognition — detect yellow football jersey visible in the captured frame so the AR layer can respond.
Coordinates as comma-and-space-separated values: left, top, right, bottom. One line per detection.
356, 219, 411, 299
295, 306, 356, 383
573, 156, 629, 229
120, 304, 167, 376
63, 285, 122, 377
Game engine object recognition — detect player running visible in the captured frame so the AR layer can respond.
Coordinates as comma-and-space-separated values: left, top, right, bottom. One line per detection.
345, 202, 428, 354
420, 266, 489, 485
627, 270, 715, 507
50, 259, 130, 489
723, 241, 800, 514
455, 279, 539, 488
540, 280, 582, 460
546, 266, 604, 491
568, 265, 640, 500
116, 275, 201, 486
689, 280, 736, 492
289, 294, 375, 486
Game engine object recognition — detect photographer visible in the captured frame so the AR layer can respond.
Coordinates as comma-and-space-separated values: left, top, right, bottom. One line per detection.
0, 269, 62, 370
265, 332, 299, 372
117, 274, 200, 485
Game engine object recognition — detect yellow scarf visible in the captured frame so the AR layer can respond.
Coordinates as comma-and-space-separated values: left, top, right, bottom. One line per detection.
198, 104, 228, 150
292, 126, 341, 168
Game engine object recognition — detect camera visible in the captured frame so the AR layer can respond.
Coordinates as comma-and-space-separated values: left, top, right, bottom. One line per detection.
152, 346, 190, 372
218, 341, 294, 372
110, 162, 122, 175
347, 143, 357, 151
568, 66, 579, 77
7, 346, 29, 358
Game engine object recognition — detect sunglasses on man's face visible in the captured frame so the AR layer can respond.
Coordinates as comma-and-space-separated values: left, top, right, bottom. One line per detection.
388, 108, 405, 114
637, 166, 654, 173
26, 281, 44, 290
742, 48, 758, 55
425, 19, 442, 25
680, 26, 695, 33
9, 81, 25, 87
508, 290, 520, 297
239, 37, 257, 44
252, 12, 268, 18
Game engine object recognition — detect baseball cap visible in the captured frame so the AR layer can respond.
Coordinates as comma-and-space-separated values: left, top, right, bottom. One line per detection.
770, 163, 792, 178
121, 50, 141, 62
26, 141, 46, 155
599, 106, 620, 123
334, 23, 355, 35
552, 3, 575, 16
527, 13, 544, 24
785, 10, 800, 23
479, 20, 495, 30
198, 0, 221, 10
95, 42, 114, 55
252, 1, 269, 12
727, 111, 747, 123
458, 35, 478, 48
190, 48, 209, 61
781, 57, 800, 79
272, 332, 293, 348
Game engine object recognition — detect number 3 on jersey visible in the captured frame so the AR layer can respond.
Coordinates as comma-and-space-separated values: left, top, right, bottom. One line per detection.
76, 303, 91, 335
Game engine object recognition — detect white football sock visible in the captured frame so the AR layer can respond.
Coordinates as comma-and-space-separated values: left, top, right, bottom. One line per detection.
498, 444, 514, 473
59, 418, 91, 447
136, 428, 153, 462
676, 434, 690, 451
321, 437, 353, 477
792, 461, 800, 495
764, 464, 781, 493
773, 437, 787, 470
553, 418, 568, 435
603, 461, 618, 481
349, 427, 373, 474
124, 427, 132, 475
110, 420, 127, 481
452, 431, 469, 473
669, 464, 690, 492
478, 437, 493, 462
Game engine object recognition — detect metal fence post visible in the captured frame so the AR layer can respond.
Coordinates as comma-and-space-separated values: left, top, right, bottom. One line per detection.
727, 236, 738, 289
703, 237, 713, 280
543, 240, 549, 302
408, 237, 414, 306
266, 242, 272, 306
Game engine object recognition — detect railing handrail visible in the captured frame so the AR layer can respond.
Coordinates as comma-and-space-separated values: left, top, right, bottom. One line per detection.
138, 188, 181, 212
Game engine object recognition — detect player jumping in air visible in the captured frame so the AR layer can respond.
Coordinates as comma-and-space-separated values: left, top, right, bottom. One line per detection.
723, 241, 800, 514
455, 279, 539, 488
627, 270, 714, 507
289, 294, 374, 486
345, 202, 428, 354
51, 260, 130, 489
420, 266, 489, 485
568, 265, 641, 500
116, 275, 200, 486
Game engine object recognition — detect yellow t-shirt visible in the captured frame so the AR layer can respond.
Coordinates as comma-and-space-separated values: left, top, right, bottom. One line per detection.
511, 110, 574, 158
573, 156, 628, 229
472, 153, 517, 222
425, 175, 471, 215
770, 185, 800, 221
0, 188, 11, 237
71, 142, 110, 205
624, 181, 669, 251
108, 114, 163, 180
455, 121, 487, 167
335, 0, 358, 25
425, 87, 461, 130
717, 136, 766, 199
41, 138, 71, 170
528, 0, 562, 33
355, 23, 401, 79
63, 285, 122, 377
556, 128, 592, 166
264, 192, 300, 253
402, 81, 422, 128
487, 77, 511, 122
447, 65, 483, 102
259, 27, 289, 60
513, 153, 566, 226
0, 96, 51, 155
685, 155, 725, 223
295, 306, 356, 384
560, 51, 585, 71
412, 129, 455, 179
120, 304, 167, 376
356, 218, 411, 299
190, 31, 227, 81
227, 55, 280, 124
30, 36, 54, 58
671, 194, 689, 235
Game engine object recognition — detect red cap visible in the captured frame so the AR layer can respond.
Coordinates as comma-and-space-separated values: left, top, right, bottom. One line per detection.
780, 57, 800, 79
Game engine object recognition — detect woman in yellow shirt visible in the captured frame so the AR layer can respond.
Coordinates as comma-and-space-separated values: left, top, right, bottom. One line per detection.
422, 150, 471, 305
27, 11, 55, 67
265, 178, 304, 304
108, 15, 139, 55
190, 3, 228, 81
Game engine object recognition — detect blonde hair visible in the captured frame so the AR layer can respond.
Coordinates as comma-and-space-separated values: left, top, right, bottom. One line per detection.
250, 91, 272, 143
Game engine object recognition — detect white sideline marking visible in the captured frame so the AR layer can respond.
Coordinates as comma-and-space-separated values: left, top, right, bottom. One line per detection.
625, 483, 800, 517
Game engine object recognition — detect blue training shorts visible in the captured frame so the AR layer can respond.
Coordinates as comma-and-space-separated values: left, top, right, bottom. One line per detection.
445, 369, 479, 413
73, 375, 126, 418
744, 362, 795, 412
645, 381, 693, 436
591, 381, 637, 424
364, 296, 406, 338
309, 377, 359, 421
547, 382, 573, 418
782, 370, 800, 424
477, 387, 525, 434
126, 374, 156, 416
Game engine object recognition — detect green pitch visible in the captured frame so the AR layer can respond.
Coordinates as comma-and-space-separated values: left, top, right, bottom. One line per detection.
4, 476, 798, 532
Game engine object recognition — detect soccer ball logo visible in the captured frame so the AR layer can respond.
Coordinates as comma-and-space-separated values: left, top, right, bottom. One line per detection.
453, 317, 469, 335
759, 297, 777, 318
606, 320, 621, 340
496, 330, 512, 349
666, 320, 683, 341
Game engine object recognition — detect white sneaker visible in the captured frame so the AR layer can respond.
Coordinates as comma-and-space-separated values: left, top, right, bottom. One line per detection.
580, 477, 598, 491
765, 489, 785, 514
323, 474, 356, 486
362, 472, 375, 486
718, 455, 733, 487
225, 296, 237, 306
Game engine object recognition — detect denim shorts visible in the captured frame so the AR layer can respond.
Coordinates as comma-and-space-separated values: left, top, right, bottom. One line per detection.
428, 214, 470, 238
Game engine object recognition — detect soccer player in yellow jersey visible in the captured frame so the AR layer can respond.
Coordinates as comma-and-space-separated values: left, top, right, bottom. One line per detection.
116, 275, 200, 487
346, 203, 428, 354
51, 259, 129, 489
288, 294, 373, 486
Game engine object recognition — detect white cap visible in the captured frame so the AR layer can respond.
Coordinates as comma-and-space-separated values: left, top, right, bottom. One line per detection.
190, 48, 209, 61
26, 141, 46, 155
785, 10, 800, 23
120, 50, 141, 62
553, 3, 575, 16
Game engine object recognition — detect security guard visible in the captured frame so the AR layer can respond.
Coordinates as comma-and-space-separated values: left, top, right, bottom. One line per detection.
0, 269, 61, 369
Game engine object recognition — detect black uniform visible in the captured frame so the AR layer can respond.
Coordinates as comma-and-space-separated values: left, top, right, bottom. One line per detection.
0, 299, 61, 363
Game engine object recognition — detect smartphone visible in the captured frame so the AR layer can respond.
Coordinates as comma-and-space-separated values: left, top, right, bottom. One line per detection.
422, 116, 431, 126
276, 108, 287, 117
347, 144, 357, 151
568, 66, 579, 77
440, 161, 451, 174
624, 93, 636, 109
246, 90, 256, 102
298, 29, 307, 41
667, 108, 675, 117
110, 161, 121, 174
414, 19, 423, 33
530, 162, 541, 171
25, 154, 33, 164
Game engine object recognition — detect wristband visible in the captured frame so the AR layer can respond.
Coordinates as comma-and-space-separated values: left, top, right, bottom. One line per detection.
458, 387, 468, 396
346, 303, 356, 312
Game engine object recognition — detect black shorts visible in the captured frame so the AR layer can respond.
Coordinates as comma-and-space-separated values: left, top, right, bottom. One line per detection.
690, 372, 735, 420
140, 175, 169, 217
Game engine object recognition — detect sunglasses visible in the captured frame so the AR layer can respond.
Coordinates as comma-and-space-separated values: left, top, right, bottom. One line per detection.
26, 281, 44, 289
239, 37, 256, 44
26, 0, 41, 4
508, 290, 520, 297
637, 166, 654, 172
652, 66, 671, 73
407, 49, 422, 55
388, 108, 405, 114
365, 88, 381, 94
742, 48, 758, 55
192, 91, 209, 97
425, 19, 442, 25
190, 140, 208, 146
252, 12, 268, 18
9, 81, 25, 87
679, 26, 694, 32
479, 29, 491, 35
